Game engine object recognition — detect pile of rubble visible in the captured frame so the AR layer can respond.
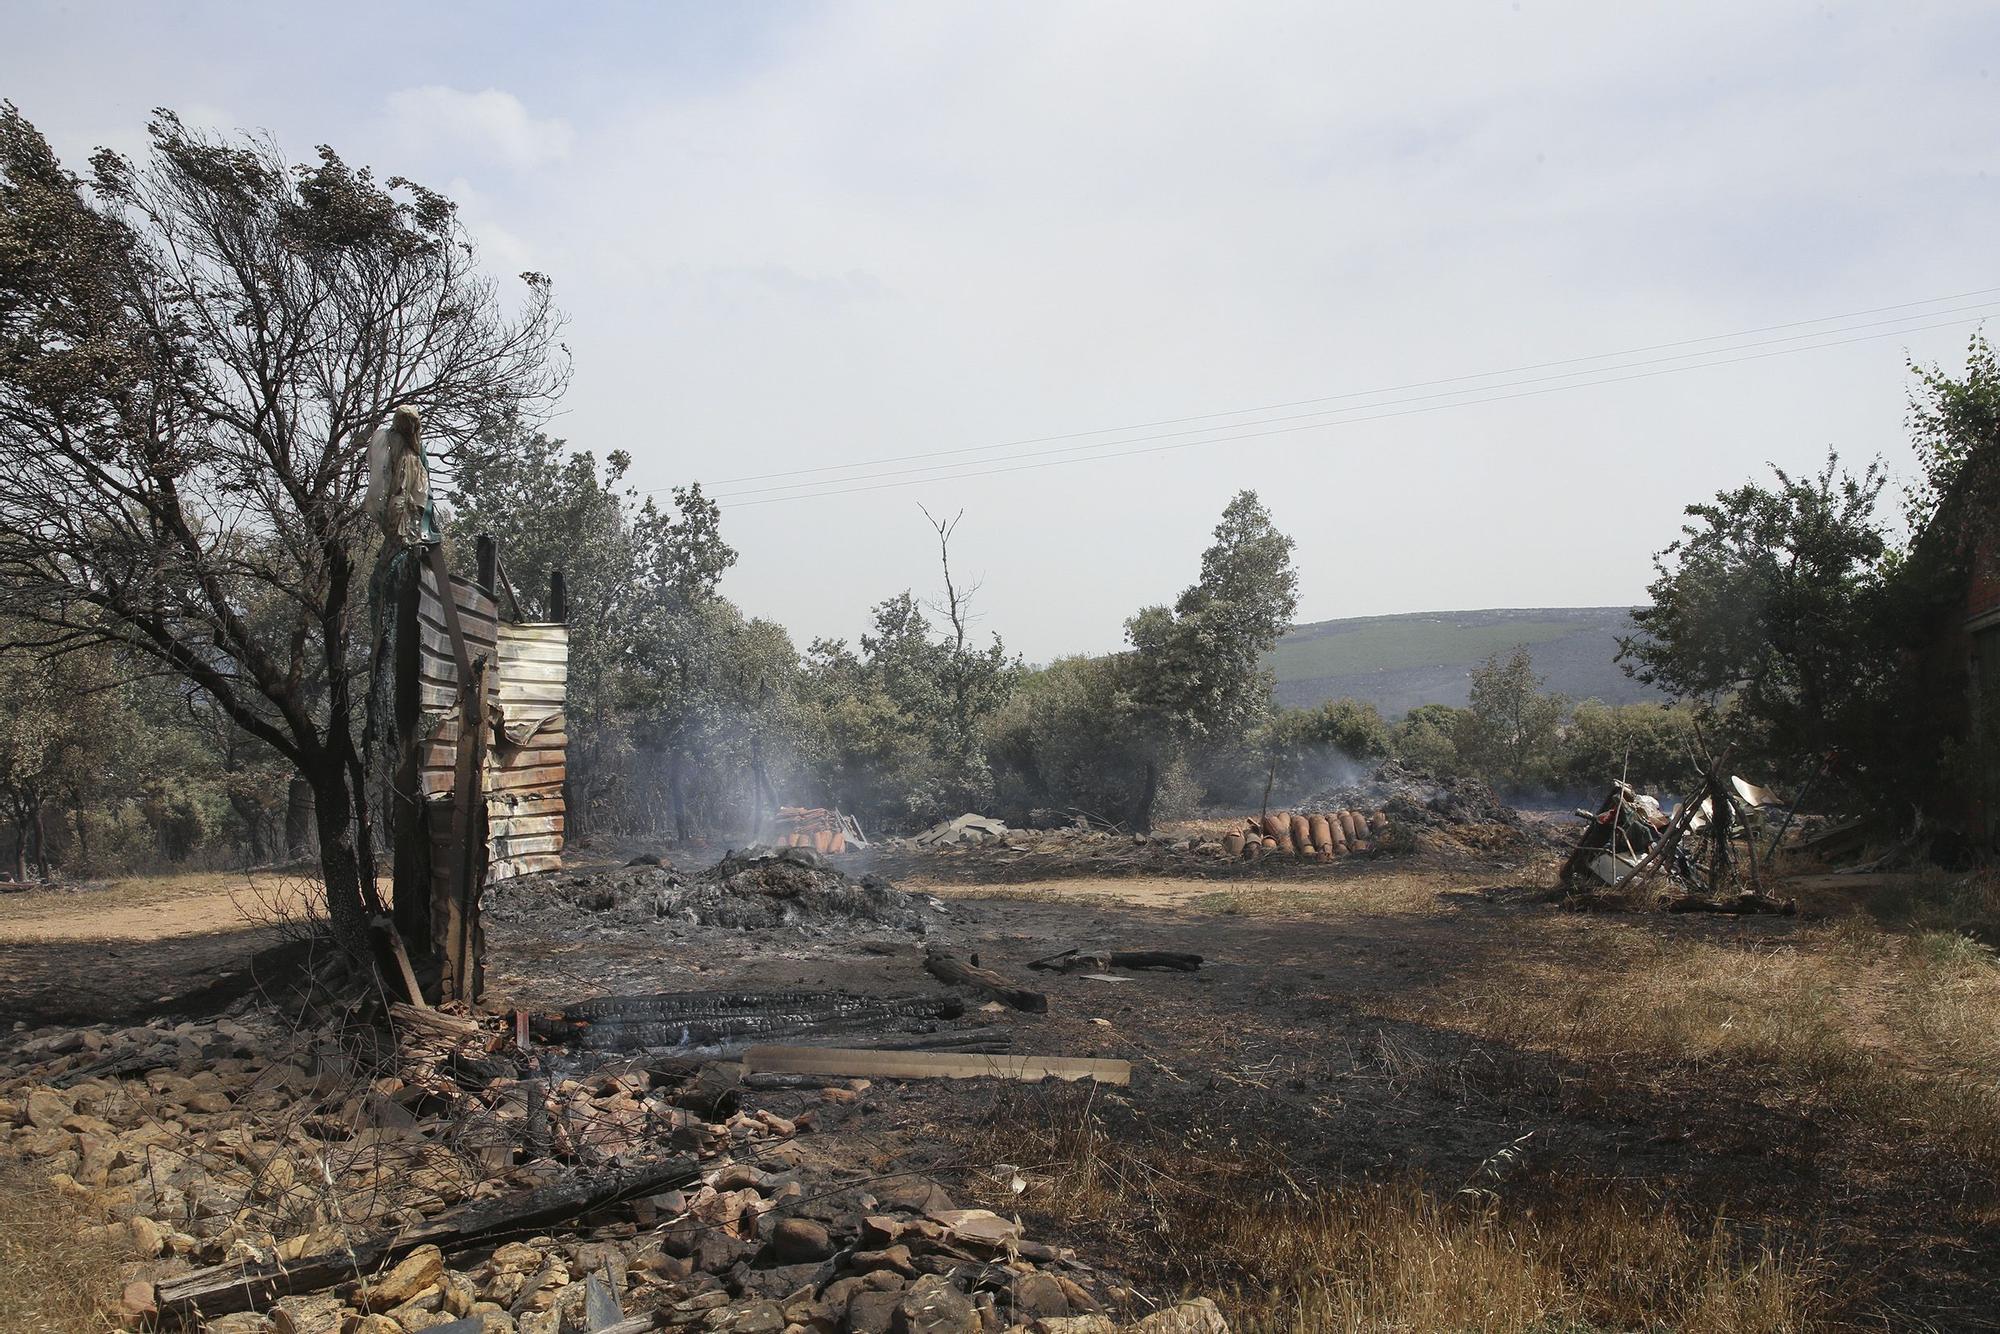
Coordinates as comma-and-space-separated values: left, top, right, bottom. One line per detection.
491, 848, 940, 936
1, 1004, 1228, 1332
890, 815, 1013, 849
1298, 761, 1536, 852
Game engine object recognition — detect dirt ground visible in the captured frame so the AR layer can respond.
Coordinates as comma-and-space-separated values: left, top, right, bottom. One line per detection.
5, 853, 1997, 1328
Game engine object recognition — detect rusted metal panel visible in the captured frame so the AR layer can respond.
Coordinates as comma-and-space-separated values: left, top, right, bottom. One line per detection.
415, 568, 568, 887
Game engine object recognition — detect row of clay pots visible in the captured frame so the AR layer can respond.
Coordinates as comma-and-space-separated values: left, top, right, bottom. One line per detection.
1221, 809, 1388, 860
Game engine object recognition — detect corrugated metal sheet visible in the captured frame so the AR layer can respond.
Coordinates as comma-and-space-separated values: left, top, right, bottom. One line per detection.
415, 568, 568, 884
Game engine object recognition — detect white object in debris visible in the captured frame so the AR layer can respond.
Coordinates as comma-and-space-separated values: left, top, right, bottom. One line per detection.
914, 813, 1011, 846
1080, 973, 1134, 983
1589, 851, 1643, 886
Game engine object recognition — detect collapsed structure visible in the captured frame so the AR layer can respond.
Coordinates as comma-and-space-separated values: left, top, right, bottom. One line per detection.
367, 408, 571, 1003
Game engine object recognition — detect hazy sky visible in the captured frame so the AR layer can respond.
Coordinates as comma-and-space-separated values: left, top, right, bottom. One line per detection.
6, 2, 1996, 660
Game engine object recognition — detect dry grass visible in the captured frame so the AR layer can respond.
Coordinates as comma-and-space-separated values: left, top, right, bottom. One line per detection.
0, 1161, 124, 1332
1397, 906, 2000, 1175
974, 1089, 1826, 1333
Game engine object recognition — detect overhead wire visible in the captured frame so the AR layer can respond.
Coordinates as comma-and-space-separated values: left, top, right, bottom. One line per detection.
656, 284, 2000, 496
710, 299, 2000, 503
718, 309, 1995, 508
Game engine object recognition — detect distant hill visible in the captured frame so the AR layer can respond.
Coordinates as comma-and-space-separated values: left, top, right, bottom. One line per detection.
1269, 607, 1660, 718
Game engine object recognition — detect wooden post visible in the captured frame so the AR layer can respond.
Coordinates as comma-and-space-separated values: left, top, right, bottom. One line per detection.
443, 655, 491, 1003
389, 553, 432, 964
476, 533, 497, 598
549, 569, 568, 624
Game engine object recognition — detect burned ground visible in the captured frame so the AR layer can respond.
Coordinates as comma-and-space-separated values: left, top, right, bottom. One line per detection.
4, 851, 1998, 1330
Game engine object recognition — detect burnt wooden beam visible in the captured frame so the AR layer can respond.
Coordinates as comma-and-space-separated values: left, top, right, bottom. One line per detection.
924, 948, 1047, 1013
154, 1155, 698, 1323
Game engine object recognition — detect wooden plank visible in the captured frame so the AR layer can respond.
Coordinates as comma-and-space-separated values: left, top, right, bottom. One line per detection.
423, 545, 477, 689
486, 764, 567, 791
491, 832, 563, 857
488, 813, 565, 838
741, 1045, 1130, 1085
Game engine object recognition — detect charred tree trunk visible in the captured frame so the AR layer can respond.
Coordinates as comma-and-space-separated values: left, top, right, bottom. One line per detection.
1134, 758, 1159, 834
285, 776, 315, 861
8, 802, 27, 882
305, 757, 372, 956
31, 800, 49, 880
669, 747, 691, 843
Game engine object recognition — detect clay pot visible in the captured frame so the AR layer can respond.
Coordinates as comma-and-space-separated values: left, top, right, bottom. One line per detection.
1289, 813, 1313, 851
1222, 831, 1245, 857
1308, 815, 1332, 850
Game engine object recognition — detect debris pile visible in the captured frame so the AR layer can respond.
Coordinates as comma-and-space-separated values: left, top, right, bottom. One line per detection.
774, 806, 866, 855
901, 814, 1013, 848
492, 847, 940, 936
1, 1005, 1221, 1332
1298, 761, 1536, 853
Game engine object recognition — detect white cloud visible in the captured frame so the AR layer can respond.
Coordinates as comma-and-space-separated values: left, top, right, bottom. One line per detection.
383, 86, 573, 170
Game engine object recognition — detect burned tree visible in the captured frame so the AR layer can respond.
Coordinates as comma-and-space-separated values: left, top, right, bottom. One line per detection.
0, 106, 565, 947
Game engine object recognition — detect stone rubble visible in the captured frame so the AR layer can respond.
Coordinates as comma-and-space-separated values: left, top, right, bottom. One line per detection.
1, 1010, 1227, 1334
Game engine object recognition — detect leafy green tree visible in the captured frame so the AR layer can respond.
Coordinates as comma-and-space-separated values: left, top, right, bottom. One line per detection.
445, 428, 645, 831
1455, 646, 1568, 791
985, 655, 1144, 824
1253, 698, 1392, 797
1619, 453, 1891, 778
1393, 703, 1468, 776
1550, 699, 1699, 797
1121, 492, 1298, 828
0, 107, 564, 944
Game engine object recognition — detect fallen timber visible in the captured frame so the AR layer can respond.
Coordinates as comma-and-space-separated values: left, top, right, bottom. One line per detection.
155, 1155, 698, 1322
924, 947, 1049, 1012
1027, 947, 1204, 972
742, 1044, 1131, 1085
537, 989, 967, 1051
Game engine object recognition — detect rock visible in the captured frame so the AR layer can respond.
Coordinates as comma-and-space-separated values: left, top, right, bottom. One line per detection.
716, 1162, 785, 1192
860, 1215, 905, 1247
770, 1217, 834, 1264
490, 1241, 545, 1273
850, 1245, 918, 1278
1007, 1274, 1070, 1321
846, 1289, 904, 1333
894, 1274, 980, 1333
24, 1088, 72, 1129
347, 1318, 404, 1334
1129, 1299, 1229, 1333
708, 1300, 787, 1332
1026, 1318, 1118, 1334
204, 1314, 274, 1334
117, 1279, 158, 1323
269, 1293, 348, 1334
358, 1242, 444, 1310
872, 1177, 956, 1215
442, 1269, 479, 1316
929, 1209, 1020, 1250
696, 1231, 754, 1274
129, 1214, 164, 1257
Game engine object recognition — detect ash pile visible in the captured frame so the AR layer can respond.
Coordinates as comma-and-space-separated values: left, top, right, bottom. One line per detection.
491, 846, 940, 936
1298, 761, 1537, 853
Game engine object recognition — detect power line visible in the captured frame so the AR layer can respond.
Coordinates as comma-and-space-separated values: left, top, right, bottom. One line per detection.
659, 284, 2000, 495
711, 300, 2000, 502
719, 310, 1994, 508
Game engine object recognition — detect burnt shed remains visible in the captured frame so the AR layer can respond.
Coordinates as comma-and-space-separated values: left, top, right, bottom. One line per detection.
369, 410, 569, 1005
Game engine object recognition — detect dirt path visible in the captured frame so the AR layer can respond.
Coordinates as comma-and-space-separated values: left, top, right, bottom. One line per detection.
0, 872, 315, 1026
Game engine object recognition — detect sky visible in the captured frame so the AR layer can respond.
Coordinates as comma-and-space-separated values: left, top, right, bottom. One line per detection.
5, 1, 1997, 661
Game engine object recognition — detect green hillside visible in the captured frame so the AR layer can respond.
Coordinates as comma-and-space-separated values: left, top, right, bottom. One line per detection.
1269, 607, 1658, 718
